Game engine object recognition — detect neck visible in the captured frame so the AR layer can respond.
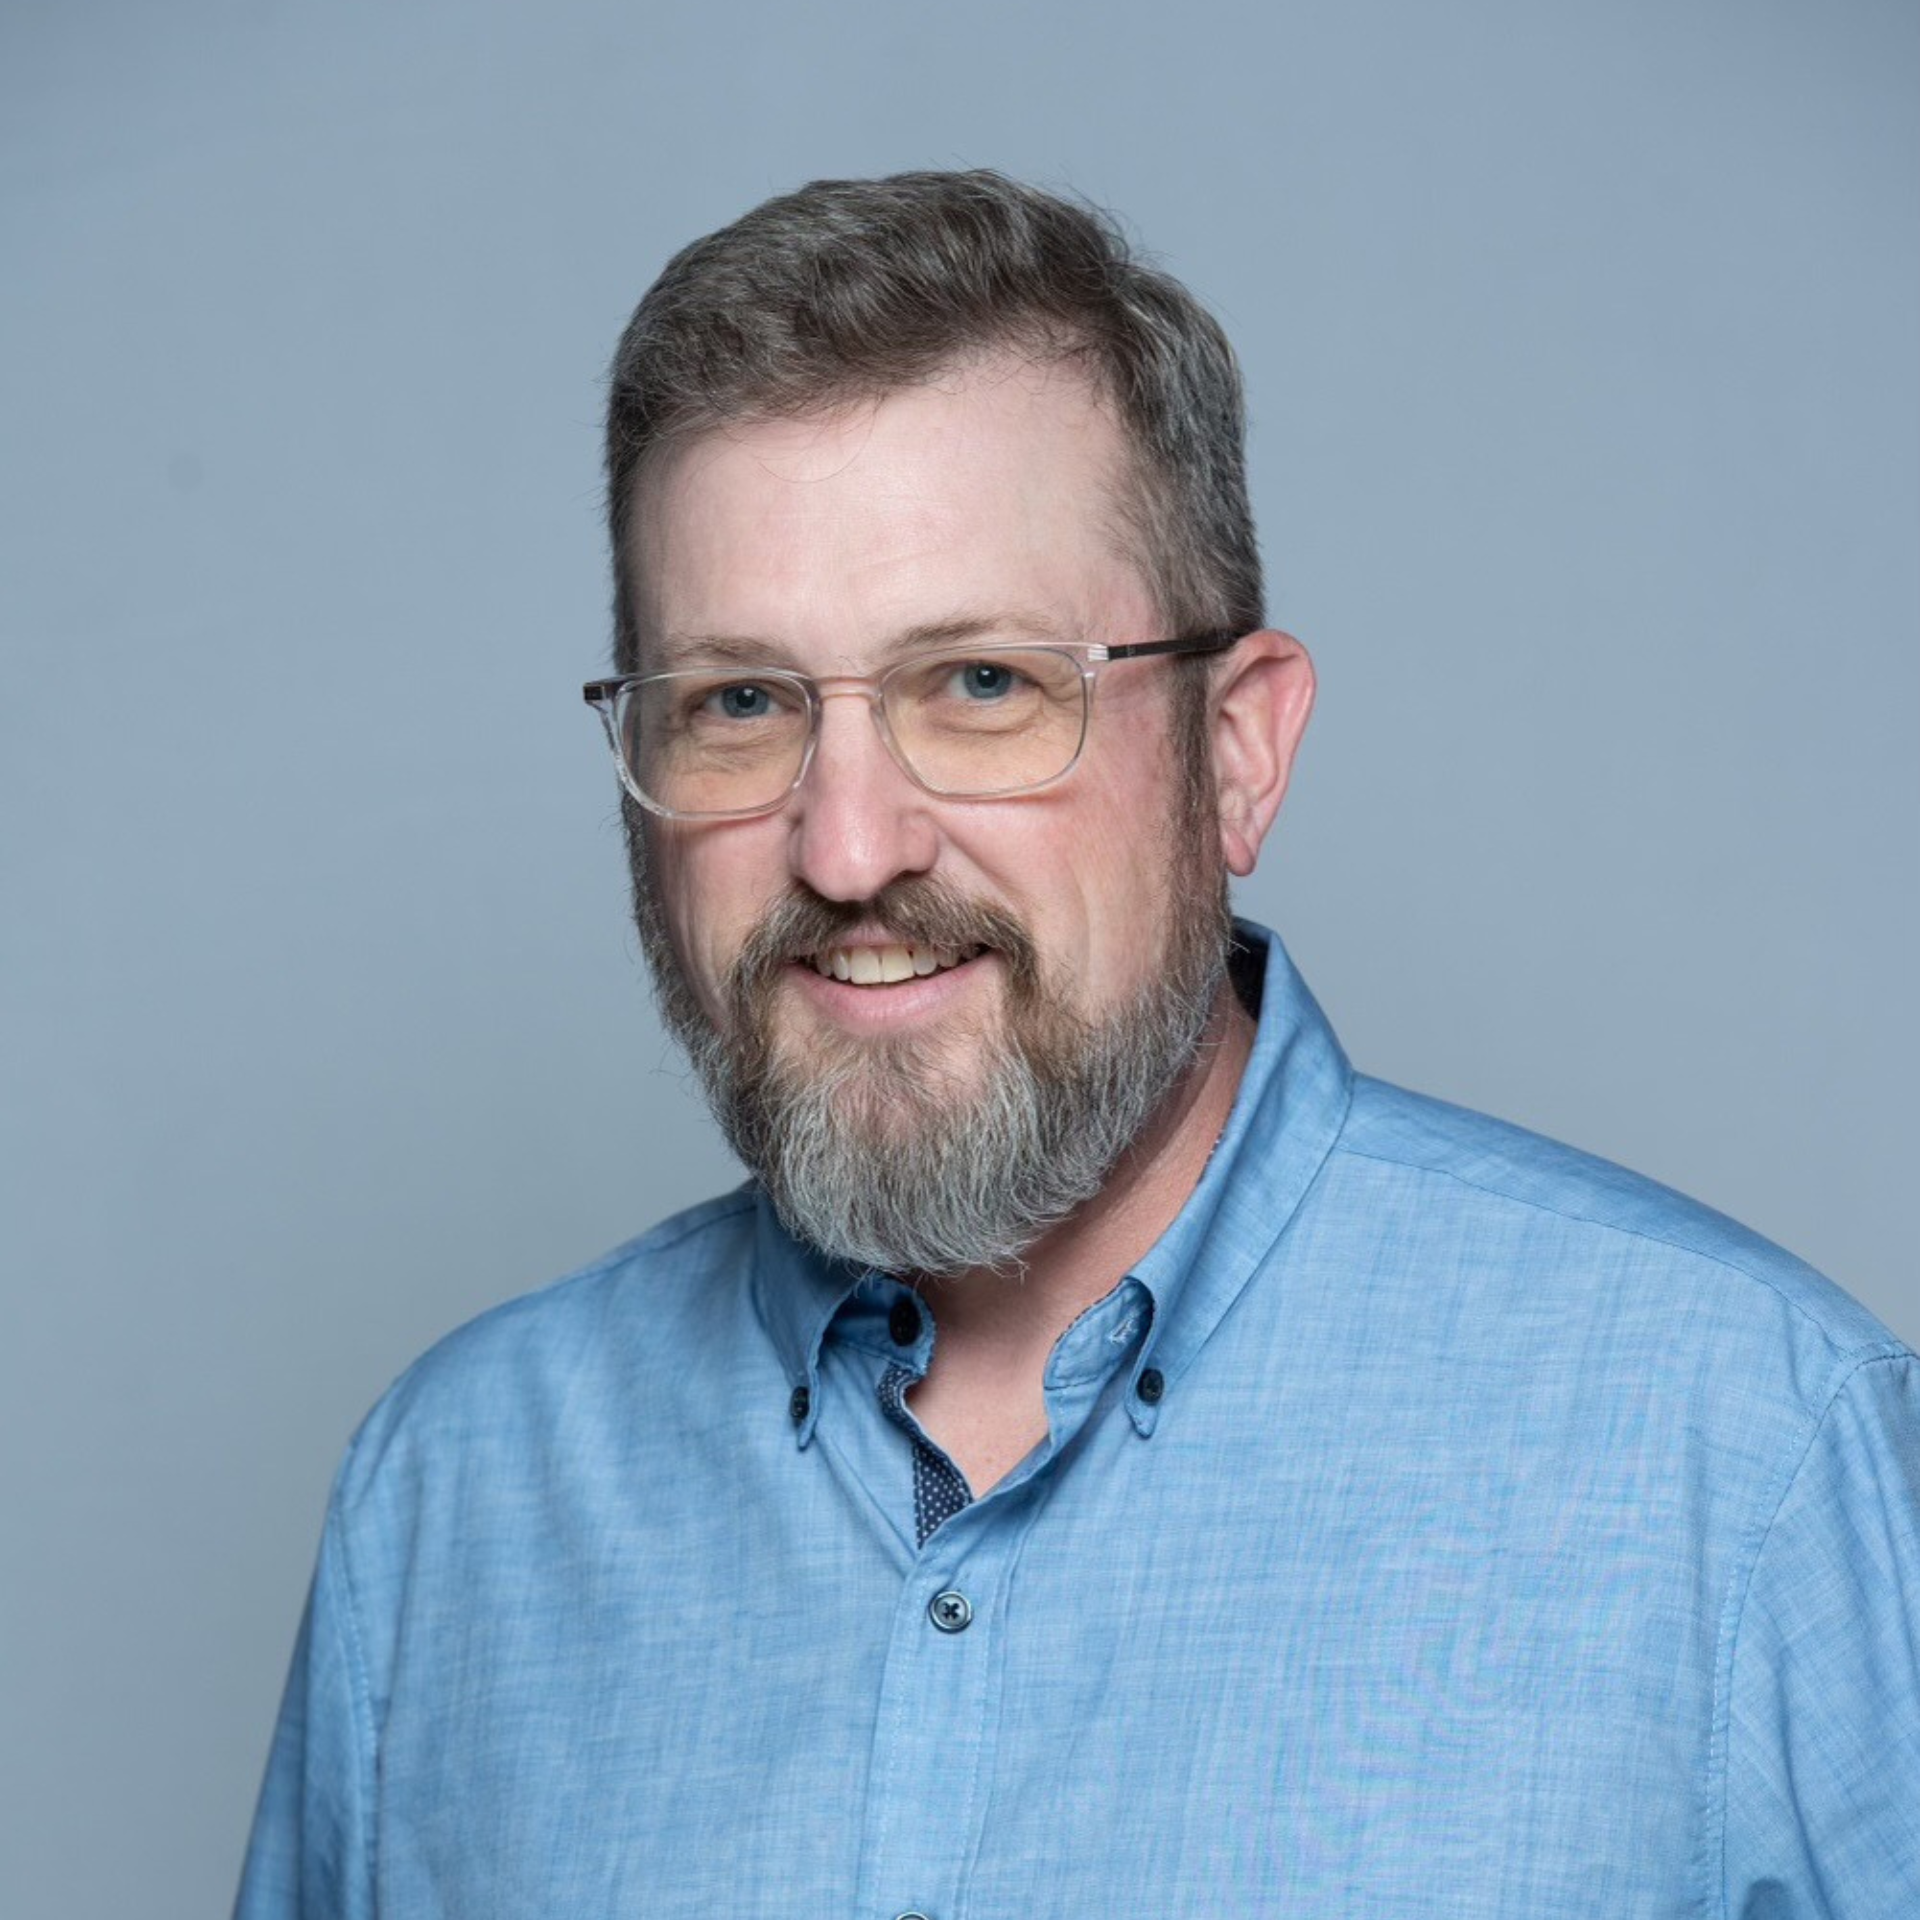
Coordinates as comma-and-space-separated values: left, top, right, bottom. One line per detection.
905, 979, 1256, 1490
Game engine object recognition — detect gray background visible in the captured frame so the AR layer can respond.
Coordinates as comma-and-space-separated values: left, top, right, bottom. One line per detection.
3, 2, 1914, 1914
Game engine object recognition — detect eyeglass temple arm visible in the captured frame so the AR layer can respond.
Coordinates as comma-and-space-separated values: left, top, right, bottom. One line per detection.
1101, 630, 1244, 663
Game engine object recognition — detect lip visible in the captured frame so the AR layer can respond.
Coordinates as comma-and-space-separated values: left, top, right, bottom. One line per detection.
780, 948, 996, 1031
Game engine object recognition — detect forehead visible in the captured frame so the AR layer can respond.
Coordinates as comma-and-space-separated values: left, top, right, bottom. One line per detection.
628, 356, 1157, 667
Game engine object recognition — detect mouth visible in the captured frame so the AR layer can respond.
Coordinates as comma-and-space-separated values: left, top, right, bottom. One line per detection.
802, 942, 986, 987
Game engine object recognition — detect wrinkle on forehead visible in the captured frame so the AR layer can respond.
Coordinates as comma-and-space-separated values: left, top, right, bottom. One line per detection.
625, 351, 1158, 669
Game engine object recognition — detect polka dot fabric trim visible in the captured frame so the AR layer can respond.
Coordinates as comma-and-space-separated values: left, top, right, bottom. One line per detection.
878, 1363, 972, 1547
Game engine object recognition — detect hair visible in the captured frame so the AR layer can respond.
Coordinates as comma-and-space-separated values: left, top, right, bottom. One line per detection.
603, 169, 1265, 703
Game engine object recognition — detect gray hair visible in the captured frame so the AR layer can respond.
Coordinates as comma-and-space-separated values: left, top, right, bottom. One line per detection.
604, 169, 1264, 676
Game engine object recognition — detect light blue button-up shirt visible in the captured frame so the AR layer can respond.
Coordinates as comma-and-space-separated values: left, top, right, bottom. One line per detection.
236, 925, 1920, 1917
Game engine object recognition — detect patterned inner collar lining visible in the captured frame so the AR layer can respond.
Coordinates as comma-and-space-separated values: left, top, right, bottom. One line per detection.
877, 1362, 971, 1547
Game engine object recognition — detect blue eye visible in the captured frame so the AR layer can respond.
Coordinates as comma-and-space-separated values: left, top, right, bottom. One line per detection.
714, 683, 774, 719
955, 661, 1015, 700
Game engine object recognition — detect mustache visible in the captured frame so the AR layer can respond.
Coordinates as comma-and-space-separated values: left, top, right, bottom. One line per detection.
729, 877, 1040, 1005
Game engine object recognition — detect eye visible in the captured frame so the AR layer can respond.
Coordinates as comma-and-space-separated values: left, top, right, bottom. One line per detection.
708, 681, 777, 720
947, 659, 1020, 701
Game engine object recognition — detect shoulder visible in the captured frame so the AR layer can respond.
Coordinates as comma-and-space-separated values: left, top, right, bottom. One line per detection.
331, 1186, 764, 1510
1326, 1072, 1905, 1369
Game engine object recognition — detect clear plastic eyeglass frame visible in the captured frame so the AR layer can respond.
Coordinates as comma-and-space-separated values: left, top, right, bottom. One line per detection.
582, 630, 1244, 821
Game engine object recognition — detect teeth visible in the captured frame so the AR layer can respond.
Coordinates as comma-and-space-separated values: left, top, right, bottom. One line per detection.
807, 942, 978, 986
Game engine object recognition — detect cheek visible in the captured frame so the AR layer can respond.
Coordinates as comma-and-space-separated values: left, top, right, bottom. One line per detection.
1071, 756, 1191, 983
1085, 822, 1167, 941
996, 806, 1168, 1003
646, 829, 715, 965
651, 826, 777, 1003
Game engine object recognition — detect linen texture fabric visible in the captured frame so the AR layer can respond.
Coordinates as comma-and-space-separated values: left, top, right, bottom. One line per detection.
235, 925, 1920, 1917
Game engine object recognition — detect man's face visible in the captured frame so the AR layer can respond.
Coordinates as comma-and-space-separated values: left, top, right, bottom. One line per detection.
626, 355, 1231, 1273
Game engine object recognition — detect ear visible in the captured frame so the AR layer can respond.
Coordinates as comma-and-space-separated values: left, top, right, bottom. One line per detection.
1210, 631, 1315, 878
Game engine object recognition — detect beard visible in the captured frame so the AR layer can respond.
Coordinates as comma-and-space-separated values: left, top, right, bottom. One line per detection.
626, 798, 1232, 1280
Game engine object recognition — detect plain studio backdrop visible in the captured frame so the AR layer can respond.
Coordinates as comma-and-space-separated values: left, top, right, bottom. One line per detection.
2, 2, 1914, 1913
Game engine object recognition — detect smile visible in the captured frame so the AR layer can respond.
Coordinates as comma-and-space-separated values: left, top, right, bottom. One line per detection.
805, 942, 984, 986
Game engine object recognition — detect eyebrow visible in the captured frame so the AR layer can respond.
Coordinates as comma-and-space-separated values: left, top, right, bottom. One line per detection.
652, 610, 1069, 673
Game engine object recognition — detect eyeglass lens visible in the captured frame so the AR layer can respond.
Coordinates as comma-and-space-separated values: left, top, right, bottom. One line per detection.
613, 648, 1090, 815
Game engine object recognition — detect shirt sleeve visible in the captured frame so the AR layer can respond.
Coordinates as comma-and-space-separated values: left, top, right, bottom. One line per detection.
232, 1503, 376, 1920
1722, 1349, 1920, 1914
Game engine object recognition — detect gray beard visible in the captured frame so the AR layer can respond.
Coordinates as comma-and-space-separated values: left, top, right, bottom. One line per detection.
627, 803, 1230, 1279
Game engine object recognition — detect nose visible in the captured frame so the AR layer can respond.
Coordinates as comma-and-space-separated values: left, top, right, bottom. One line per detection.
784, 687, 940, 901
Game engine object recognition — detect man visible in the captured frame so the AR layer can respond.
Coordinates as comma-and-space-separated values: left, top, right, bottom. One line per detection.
237, 172, 1919, 1916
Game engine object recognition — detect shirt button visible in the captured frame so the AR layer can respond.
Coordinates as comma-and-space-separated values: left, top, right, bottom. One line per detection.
788, 1385, 810, 1423
888, 1295, 922, 1346
1137, 1366, 1166, 1405
927, 1589, 973, 1633
895, 1911, 933, 1919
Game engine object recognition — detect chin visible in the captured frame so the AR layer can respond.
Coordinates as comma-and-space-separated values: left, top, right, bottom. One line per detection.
792, 1024, 988, 1101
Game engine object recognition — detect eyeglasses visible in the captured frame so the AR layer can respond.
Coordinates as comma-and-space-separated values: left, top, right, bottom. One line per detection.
583, 632, 1243, 819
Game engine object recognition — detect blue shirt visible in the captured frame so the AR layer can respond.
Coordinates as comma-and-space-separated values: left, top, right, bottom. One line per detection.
236, 925, 1920, 1917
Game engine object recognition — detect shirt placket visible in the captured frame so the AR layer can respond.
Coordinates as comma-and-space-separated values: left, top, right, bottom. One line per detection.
850, 1487, 1016, 1920
844, 1278, 1150, 1920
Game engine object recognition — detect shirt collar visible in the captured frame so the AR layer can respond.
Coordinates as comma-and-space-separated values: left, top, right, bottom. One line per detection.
749, 918, 1352, 1440
1121, 919, 1352, 1430
749, 1197, 858, 1447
